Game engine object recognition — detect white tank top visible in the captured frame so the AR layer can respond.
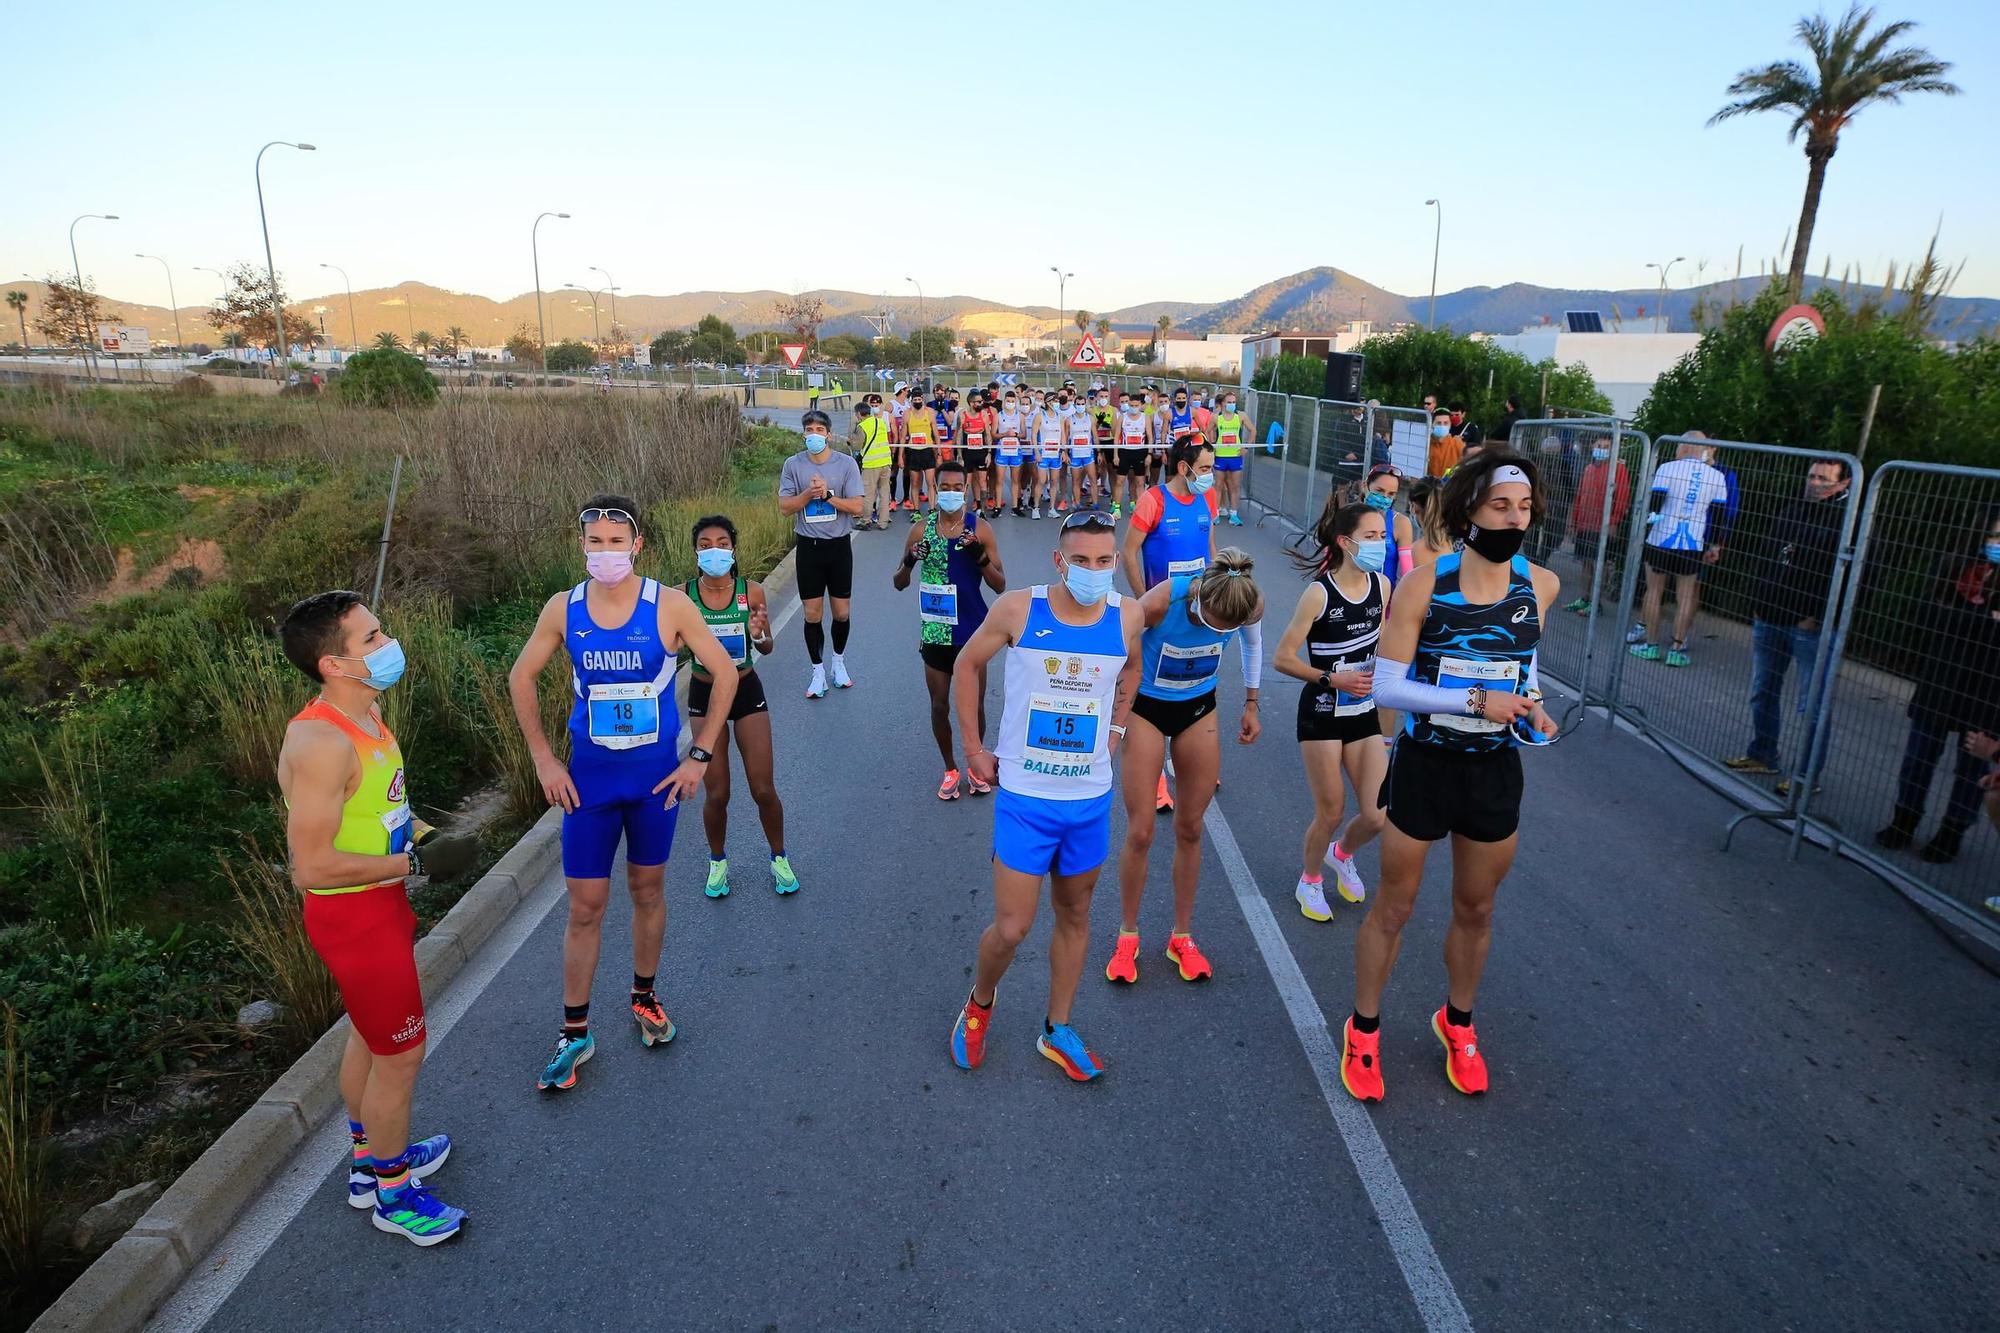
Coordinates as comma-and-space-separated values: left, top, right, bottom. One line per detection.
995, 587, 1127, 800
1119, 410, 1147, 447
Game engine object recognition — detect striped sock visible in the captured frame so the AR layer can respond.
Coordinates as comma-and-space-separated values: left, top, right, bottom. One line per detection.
372, 1159, 412, 1200
349, 1120, 370, 1166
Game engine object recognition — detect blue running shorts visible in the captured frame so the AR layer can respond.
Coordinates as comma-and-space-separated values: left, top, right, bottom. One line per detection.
992, 787, 1114, 878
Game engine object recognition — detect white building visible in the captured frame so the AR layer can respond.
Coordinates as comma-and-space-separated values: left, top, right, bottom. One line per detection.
1158, 332, 1250, 375
1485, 326, 1701, 418
984, 335, 1060, 362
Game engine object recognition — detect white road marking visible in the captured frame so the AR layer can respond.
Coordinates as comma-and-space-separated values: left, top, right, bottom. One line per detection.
1203, 800, 1475, 1333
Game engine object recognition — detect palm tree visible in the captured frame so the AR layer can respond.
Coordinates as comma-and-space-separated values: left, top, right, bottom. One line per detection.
413, 330, 435, 357
221, 331, 248, 350
444, 324, 469, 356
1710, 5, 1958, 298
373, 331, 404, 351
1155, 314, 1172, 337
1095, 316, 1111, 342
4, 290, 29, 351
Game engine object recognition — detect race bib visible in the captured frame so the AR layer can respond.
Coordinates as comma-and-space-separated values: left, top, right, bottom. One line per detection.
1153, 640, 1223, 692
712, 624, 748, 664
1025, 693, 1100, 765
1429, 656, 1518, 734
1167, 556, 1207, 578
965, 430, 985, 447
586, 680, 661, 749
804, 497, 837, 524
380, 803, 411, 853
919, 581, 958, 626
1219, 430, 1240, 446
1321, 652, 1375, 716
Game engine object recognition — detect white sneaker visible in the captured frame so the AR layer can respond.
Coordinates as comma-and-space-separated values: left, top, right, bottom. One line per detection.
829, 657, 853, 689
1326, 849, 1368, 904
1296, 877, 1332, 922
1030, 505, 1041, 519
806, 664, 827, 699
1624, 622, 1648, 645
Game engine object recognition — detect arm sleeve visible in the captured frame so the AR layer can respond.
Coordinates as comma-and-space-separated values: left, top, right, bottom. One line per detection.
1397, 546, 1416, 578
1705, 499, 1731, 544
1372, 655, 1475, 716
1524, 650, 1541, 698
1237, 620, 1264, 689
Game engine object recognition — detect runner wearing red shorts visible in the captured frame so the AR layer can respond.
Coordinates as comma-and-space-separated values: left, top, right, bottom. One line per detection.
278, 590, 481, 1246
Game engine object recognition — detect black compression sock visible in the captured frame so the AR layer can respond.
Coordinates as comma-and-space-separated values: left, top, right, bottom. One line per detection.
803, 620, 825, 664
1351, 1010, 1380, 1034
1446, 1003, 1473, 1028
830, 617, 851, 655
632, 973, 654, 995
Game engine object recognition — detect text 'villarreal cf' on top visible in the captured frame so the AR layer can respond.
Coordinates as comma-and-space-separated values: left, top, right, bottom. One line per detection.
993, 587, 1127, 798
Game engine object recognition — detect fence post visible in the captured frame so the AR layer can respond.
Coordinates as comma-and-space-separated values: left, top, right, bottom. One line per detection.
1300, 398, 1323, 529
1601, 432, 1657, 723
1268, 394, 1293, 530
371, 454, 405, 605
1360, 401, 1376, 476
1785, 459, 1869, 859
1569, 420, 1627, 727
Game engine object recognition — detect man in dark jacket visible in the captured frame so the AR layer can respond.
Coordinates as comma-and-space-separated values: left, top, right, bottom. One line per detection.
1724, 458, 1850, 786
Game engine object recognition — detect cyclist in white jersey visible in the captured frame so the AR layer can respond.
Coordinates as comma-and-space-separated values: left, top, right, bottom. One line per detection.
948, 511, 1143, 1083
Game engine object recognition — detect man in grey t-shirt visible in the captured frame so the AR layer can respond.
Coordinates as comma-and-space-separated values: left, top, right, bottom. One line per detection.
777, 409, 866, 697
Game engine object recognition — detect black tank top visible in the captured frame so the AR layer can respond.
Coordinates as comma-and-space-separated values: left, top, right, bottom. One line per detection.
1306, 569, 1387, 672
1405, 552, 1541, 754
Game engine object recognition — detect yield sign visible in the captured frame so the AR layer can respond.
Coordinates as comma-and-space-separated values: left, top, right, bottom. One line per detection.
780, 342, 808, 369
1068, 332, 1106, 370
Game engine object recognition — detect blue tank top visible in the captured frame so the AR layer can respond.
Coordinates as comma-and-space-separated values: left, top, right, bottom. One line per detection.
917, 511, 989, 649
1381, 509, 1402, 589
1169, 405, 1194, 439
1140, 487, 1214, 589
1404, 552, 1540, 754
936, 405, 955, 443
564, 578, 681, 763
1138, 575, 1234, 702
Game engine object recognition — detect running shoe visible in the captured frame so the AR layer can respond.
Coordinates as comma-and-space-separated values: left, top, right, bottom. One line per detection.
1166, 933, 1213, 982
1664, 644, 1691, 668
631, 993, 676, 1048
829, 658, 854, 689
937, 768, 962, 801
966, 772, 992, 797
1296, 876, 1332, 922
1030, 505, 1041, 519
1155, 772, 1173, 813
372, 1181, 466, 1247
1773, 777, 1823, 798
1054, 500, 1069, 514
950, 992, 993, 1070
1340, 1018, 1384, 1102
1228, 511, 1244, 527
704, 857, 731, 898
348, 1133, 451, 1209
1624, 622, 1648, 645
1104, 931, 1140, 984
806, 664, 828, 698
1327, 847, 1368, 904
1036, 1023, 1105, 1082
908, 508, 922, 523
1628, 643, 1663, 662
1111, 502, 1122, 519
536, 1031, 595, 1091
1723, 755, 1779, 776
1985, 895, 2000, 915
1014, 503, 1027, 517
1563, 597, 1592, 614
1431, 1007, 1488, 1095
771, 853, 800, 895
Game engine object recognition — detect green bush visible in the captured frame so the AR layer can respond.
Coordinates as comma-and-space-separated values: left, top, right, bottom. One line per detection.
1350, 325, 1610, 420
333, 348, 438, 408
544, 341, 597, 373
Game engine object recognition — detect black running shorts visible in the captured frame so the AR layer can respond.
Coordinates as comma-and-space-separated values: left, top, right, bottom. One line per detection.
1296, 688, 1382, 744
1130, 689, 1218, 739
904, 447, 937, 472
687, 669, 769, 722
795, 534, 854, 601
1379, 739, 1523, 843
1115, 450, 1150, 477
1642, 544, 1704, 578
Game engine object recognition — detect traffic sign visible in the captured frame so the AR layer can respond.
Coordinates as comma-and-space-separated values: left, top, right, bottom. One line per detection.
875, 368, 896, 382
1765, 304, 1825, 355
780, 342, 807, 369
994, 372, 1019, 386
1068, 332, 1105, 370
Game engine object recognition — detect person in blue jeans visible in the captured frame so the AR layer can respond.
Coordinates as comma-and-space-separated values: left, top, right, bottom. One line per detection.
1725, 459, 1850, 792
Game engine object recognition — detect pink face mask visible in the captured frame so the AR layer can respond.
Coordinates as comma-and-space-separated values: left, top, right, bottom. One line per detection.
585, 550, 634, 586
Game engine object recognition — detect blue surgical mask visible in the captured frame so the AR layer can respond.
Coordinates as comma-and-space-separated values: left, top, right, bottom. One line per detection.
937, 490, 966, 513
1986, 542, 2000, 565
1431, 424, 1448, 439
804, 432, 830, 454
1063, 561, 1115, 606
696, 548, 735, 577
1364, 491, 1393, 512
1350, 540, 1388, 574
1592, 448, 1611, 461
1191, 473, 1216, 493
332, 638, 406, 691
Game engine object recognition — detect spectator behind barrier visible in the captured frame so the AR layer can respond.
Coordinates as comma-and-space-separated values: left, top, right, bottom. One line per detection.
1560, 433, 1633, 617
1628, 433, 1729, 669
1875, 508, 2000, 864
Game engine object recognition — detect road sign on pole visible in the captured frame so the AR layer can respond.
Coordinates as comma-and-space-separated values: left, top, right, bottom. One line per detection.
1067, 332, 1105, 370
780, 342, 807, 369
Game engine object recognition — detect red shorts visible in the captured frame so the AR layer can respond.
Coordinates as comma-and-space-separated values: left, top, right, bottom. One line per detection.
302, 882, 427, 1055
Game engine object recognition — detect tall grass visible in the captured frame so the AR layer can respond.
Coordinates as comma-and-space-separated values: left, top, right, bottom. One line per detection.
31, 728, 114, 938
222, 837, 341, 1047
0, 1008, 49, 1285
175, 627, 303, 785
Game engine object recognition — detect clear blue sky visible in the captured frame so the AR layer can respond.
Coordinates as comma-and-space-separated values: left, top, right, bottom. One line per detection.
5, 0, 1993, 315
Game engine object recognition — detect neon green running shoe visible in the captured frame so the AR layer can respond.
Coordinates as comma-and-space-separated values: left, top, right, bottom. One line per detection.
771, 854, 800, 895
704, 857, 731, 899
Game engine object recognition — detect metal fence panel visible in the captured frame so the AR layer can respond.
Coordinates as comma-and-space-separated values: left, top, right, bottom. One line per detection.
1798, 461, 2000, 931
1243, 392, 1311, 527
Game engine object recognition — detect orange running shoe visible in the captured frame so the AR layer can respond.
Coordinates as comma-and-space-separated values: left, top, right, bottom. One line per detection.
950, 992, 992, 1070
1104, 931, 1140, 984
1155, 772, 1173, 813
1431, 1007, 1489, 1095
1340, 1017, 1384, 1102
1165, 932, 1212, 982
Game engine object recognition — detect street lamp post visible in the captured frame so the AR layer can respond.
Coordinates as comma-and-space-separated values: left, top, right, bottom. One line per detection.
254, 140, 315, 375
134, 253, 181, 356
68, 213, 118, 375
566, 284, 604, 347
319, 262, 358, 354
1644, 257, 1686, 333
1424, 199, 1442, 330
1049, 265, 1072, 349
532, 211, 570, 375
590, 266, 617, 334
905, 276, 924, 370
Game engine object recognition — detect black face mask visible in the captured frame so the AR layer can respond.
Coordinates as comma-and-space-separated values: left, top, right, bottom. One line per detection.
1464, 523, 1527, 563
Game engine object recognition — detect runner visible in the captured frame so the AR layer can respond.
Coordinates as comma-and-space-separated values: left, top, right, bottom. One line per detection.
507, 498, 739, 1094
1103, 552, 1265, 986
959, 389, 994, 517
1208, 389, 1251, 526
948, 510, 1143, 1081
887, 384, 911, 511
1275, 500, 1391, 920
1091, 386, 1118, 499
778, 411, 865, 697
903, 391, 941, 521
277, 590, 479, 1244
1343, 452, 1559, 1102
893, 457, 1008, 800
1113, 390, 1151, 520
1031, 392, 1066, 519
1123, 437, 1219, 592
994, 389, 1028, 517
1144, 386, 1168, 488
1065, 395, 1098, 511
684, 514, 796, 898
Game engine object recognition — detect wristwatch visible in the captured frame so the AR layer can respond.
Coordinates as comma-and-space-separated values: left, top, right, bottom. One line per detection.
1317, 671, 1333, 691
688, 745, 715, 763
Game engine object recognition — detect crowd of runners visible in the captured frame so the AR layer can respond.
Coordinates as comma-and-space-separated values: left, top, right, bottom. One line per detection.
273, 393, 1561, 1247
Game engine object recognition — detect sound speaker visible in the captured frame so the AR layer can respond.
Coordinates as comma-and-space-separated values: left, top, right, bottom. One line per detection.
1322, 352, 1364, 401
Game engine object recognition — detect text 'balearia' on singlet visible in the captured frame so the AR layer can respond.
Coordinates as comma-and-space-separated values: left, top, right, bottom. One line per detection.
994, 587, 1126, 800
1307, 569, 1387, 716
1404, 553, 1539, 753
566, 577, 680, 759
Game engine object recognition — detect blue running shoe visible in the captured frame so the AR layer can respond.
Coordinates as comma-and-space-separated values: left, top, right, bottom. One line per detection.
1036, 1023, 1105, 1082
372, 1181, 465, 1246
536, 1031, 594, 1091
348, 1133, 452, 1209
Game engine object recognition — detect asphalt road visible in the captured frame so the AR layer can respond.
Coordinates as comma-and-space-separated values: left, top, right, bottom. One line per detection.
157, 489, 1996, 1332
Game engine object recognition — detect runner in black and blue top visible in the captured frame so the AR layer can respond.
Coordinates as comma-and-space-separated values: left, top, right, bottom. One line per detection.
508, 496, 741, 1094
894, 456, 1007, 802
1344, 452, 1559, 1106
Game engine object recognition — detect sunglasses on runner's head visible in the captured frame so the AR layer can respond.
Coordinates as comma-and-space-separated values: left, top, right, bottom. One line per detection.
578, 507, 638, 529
1061, 508, 1115, 531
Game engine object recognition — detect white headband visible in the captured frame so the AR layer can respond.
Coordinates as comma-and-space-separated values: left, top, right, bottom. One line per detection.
1482, 465, 1533, 494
